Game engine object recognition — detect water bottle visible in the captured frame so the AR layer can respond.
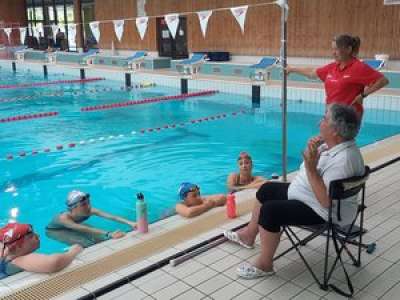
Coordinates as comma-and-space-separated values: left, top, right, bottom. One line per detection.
136, 193, 148, 233
226, 193, 237, 218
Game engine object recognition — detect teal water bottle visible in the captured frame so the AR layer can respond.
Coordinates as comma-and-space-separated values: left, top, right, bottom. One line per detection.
136, 193, 148, 233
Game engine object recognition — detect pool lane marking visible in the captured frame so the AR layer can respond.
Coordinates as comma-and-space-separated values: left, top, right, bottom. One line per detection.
0, 83, 156, 104
0, 111, 58, 123
4, 109, 248, 161
0, 77, 105, 90
80, 90, 218, 112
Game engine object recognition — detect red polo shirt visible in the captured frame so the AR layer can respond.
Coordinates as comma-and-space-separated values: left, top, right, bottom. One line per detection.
316, 58, 383, 113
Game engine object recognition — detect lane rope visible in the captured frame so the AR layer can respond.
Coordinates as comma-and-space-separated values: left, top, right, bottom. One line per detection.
0, 111, 58, 124
0, 77, 105, 90
0, 83, 155, 104
81, 90, 218, 112
4, 109, 248, 161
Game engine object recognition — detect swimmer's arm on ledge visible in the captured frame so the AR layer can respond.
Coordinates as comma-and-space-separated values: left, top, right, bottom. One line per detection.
12, 245, 83, 273
58, 214, 109, 236
227, 174, 267, 192
91, 208, 137, 229
175, 201, 215, 218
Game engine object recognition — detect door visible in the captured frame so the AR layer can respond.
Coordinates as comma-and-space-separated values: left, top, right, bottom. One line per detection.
157, 17, 188, 59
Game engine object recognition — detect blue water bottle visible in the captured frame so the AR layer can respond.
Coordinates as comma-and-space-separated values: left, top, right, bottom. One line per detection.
136, 193, 148, 233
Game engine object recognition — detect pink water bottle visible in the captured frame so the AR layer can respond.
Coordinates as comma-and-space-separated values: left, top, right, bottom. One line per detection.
226, 193, 237, 218
136, 193, 148, 233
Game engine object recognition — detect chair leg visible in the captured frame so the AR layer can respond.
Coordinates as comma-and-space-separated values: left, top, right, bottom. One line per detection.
283, 228, 323, 287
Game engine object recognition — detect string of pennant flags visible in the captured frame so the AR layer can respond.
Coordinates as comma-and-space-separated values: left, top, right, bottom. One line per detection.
0, 1, 287, 46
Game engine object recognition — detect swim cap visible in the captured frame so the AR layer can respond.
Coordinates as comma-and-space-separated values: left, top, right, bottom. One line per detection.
178, 182, 199, 200
0, 223, 32, 246
66, 190, 89, 209
238, 151, 252, 161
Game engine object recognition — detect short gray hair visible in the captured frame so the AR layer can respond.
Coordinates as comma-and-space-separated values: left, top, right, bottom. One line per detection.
328, 104, 360, 140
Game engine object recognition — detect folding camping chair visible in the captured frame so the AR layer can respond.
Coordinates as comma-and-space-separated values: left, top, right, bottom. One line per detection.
249, 56, 279, 81
275, 166, 375, 297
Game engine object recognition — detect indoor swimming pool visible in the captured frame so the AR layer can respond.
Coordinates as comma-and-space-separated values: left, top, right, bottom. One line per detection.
1, 67, 400, 254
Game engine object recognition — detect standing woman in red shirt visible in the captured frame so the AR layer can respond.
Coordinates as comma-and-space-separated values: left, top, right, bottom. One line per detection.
287, 34, 389, 117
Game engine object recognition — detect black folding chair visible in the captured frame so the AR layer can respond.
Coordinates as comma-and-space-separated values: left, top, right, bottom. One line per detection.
275, 166, 375, 297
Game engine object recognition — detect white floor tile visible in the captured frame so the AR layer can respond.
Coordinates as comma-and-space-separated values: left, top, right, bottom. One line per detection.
232, 288, 263, 300
380, 281, 400, 300
290, 289, 320, 300
251, 275, 287, 295
138, 272, 177, 294
196, 273, 232, 295
361, 274, 398, 298
209, 281, 247, 300
152, 280, 191, 299
172, 288, 206, 300
182, 267, 218, 286
163, 259, 204, 279
266, 281, 302, 300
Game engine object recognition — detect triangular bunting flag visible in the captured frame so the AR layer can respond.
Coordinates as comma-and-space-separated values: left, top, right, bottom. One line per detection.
4, 28, 12, 42
165, 13, 180, 39
113, 19, 125, 42
33, 24, 43, 39
136, 17, 149, 40
230, 5, 248, 34
67, 23, 77, 45
51, 24, 59, 41
19, 27, 26, 44
197, 10, 212, 38
89, 21, 101, 43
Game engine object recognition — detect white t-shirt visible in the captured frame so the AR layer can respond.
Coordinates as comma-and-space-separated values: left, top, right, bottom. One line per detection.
288, 140, 365, 226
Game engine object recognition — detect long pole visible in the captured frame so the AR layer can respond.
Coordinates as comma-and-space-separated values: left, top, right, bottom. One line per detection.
280, 0, 288, 181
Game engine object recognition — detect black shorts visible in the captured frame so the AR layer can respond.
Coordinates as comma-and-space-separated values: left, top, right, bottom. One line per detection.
256, 181, 325, 232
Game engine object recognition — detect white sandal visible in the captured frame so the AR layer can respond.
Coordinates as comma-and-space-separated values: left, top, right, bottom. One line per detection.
223, 230, 254, 249
237, 262, 275, 279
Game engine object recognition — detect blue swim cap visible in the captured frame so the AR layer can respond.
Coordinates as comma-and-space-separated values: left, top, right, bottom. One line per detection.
178, 182, 199, 200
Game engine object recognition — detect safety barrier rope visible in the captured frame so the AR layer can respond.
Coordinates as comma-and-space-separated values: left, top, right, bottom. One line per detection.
0, 111, 58, 124
0, 83, 155, 104
0, 77, 105, 90
4, 109, 247, 161
81, 90, 218, 112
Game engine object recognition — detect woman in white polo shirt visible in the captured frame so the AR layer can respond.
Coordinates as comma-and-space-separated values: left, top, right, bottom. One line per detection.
224, 104, 365, 279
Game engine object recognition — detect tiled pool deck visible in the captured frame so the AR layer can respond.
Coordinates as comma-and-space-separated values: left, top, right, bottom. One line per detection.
1, 60, 400, 299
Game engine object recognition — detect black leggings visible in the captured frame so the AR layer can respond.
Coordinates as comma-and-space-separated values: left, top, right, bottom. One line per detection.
256, 182, 325, 233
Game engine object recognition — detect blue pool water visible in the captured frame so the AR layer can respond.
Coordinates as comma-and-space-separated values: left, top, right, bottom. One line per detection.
1, 69, 400, 254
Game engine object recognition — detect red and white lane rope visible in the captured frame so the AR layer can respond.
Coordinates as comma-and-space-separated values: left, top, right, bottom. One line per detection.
81, 90, 218, 112
0, 77, 105, 90
0, 83, 156, 104
4, 109, 248, 161
0, 111, 58, 123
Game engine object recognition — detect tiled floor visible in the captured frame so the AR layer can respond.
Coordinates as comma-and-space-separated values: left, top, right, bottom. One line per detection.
52, 160, 400, 300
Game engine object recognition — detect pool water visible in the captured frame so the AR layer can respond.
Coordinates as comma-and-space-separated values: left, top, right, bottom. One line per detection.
1, 69, 400, 254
